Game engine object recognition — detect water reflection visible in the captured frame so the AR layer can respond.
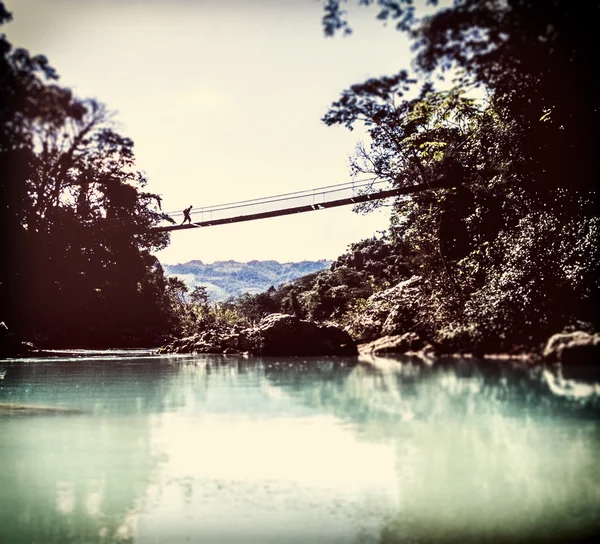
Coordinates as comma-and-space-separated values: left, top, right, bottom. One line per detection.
260, 356, 600, 542
0, 354, 598, 543
0, 357, 178, 543
0, 412, 154, 542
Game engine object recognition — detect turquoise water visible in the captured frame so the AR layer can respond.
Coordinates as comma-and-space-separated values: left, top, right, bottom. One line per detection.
0, 353, 598, 543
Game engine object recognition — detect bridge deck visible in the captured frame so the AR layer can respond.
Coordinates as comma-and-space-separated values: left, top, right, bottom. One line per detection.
151, 181, 447, 233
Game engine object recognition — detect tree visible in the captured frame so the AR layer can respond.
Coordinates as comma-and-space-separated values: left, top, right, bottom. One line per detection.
321, 0, 599, 349
323, 0, 599, 193
0, 3, 176, 347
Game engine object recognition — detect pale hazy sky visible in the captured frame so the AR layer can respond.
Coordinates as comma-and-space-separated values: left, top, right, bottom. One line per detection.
5, 0, 413, 264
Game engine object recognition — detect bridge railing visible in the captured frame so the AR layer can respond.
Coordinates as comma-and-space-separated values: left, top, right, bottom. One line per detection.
162, 178, 390, 226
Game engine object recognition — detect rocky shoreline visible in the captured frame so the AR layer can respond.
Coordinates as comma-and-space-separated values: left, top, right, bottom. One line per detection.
3, 311, 598, 373
157, 313, 357, 357
156, 312, 599, 372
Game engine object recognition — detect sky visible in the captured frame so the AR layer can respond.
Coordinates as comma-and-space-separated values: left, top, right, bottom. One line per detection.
5, 0, 414, 264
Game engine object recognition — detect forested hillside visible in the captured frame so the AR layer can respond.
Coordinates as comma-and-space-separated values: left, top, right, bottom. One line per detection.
163, 259, 332, 301
165, 0, 599, 354
315, 0, 599, 351
0, 3, 177, 348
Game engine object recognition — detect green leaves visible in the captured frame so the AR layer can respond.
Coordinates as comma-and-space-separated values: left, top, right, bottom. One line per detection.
321, 0, 434, 37
320, 0, 599, 350
0, 6, 174, 346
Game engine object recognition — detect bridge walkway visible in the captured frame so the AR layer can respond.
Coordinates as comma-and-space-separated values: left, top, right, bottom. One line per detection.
151, 179, 446, 233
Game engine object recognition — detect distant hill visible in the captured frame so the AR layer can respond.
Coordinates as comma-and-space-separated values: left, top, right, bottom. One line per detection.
162, 259, 332, 301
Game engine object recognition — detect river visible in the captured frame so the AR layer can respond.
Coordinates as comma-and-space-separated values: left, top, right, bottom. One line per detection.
0, 352, 598, 543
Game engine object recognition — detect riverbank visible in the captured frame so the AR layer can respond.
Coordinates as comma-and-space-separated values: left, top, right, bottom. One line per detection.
156, 313, 598, 372
0, 344, 158, 360
4, 313, 598, 376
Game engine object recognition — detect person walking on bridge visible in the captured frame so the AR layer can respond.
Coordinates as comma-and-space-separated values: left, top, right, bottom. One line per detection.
182, 205, 193, 225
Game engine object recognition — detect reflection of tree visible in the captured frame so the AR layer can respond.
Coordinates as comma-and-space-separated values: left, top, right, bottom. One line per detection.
261, 356, 598, 432
0, 416, 153, 543
1, 356, 197, 414
2, 356, 598, 542
0, 355, 266, 543
260, 356, 600, 542
0, 356, 184, 543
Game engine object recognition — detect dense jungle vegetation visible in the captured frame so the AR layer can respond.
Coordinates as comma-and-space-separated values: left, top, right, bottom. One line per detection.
0, 3, 180, 348
195, 0, 599, 353
318, 0, 599, 352
1, 0, 598, 353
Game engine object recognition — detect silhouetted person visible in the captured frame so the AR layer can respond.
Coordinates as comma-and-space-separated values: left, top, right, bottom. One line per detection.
182, 205, 193, 225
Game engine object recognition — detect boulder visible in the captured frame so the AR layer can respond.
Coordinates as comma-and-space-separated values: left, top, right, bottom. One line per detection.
247, 313, 357, 356
543, 331, 600, 366
156, 335, 202, 354
358, 332, 429, 356
0, 322, 42, 358
348, 275, 422, 342
158, 314, 357, 356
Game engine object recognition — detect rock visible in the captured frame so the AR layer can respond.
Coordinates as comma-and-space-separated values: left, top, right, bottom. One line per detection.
0, 321, 19, 357
158, 314, 357, 356
19, 341, 38, 354
349, 275, 422, 342
543, 331, 600, 366
157, 334, 225, 354
0, 402, 84, 415
358, 332, 428, 356
420, 343, 437, 357
248, 313, 357, 356
0, 322, 42, 358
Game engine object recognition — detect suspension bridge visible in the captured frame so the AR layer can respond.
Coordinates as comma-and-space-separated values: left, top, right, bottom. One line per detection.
148, 178, 447, 234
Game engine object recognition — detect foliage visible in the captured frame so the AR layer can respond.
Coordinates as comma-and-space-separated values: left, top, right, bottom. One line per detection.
164, 279, 250, 339
162, 259, 331, 301
0, 4, 175, 347
213, 234, 413, 328
321, 0, 436, 37
320, 0, 599, 350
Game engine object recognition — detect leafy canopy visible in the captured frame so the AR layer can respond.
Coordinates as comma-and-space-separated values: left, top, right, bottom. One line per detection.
320, 0, 599, 348
0, 2, 176, 347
